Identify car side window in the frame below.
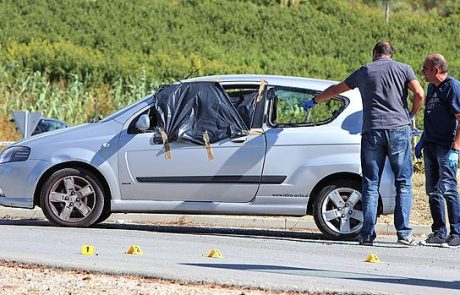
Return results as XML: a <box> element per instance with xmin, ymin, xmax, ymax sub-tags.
<box><xmin>223</xmin><ymin>85</ymin><xmax>265</xmax><ymax>129</ymax></box>
<box><xmin>270</xmin><ymin>87</ymin><xmax>346</xmax><ymax>127</ymax></box>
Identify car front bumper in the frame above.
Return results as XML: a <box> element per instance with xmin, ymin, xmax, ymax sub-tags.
<box><xmin>0</xmin><ymin>159</ymin><xmax>51</xmax><ymax>209</ymax></box>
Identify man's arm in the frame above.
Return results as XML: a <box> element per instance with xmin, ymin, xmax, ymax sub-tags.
<box><xmin>452</xmin><ymin>114</ymin><xmax>460</xmax><ymax>150</ymax></box>
<box><xmin>315</xmin><ymin>81</ymin><xmax>351</xmax><ymax>104</ymax></box>
<box><xmin>407</xmin><ymin>79</ymin><xmax>425</xmax><ymax>115</ymax></box>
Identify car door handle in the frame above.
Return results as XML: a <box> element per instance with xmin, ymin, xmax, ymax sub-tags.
<box><xmin>231</xmin><ymin>137</ymin><xmax>247</xmax><ymax>143</ymax></box>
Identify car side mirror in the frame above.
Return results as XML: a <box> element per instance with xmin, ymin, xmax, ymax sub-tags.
<box><xmin>135</xmin><ymin>114</ymin><xmax>150</xmax><ymax>131</ymax></box>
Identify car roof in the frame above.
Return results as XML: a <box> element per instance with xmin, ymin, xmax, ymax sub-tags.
<box><xmin>183</xmin><ymin>74</ymin><xmax>339</xmax><ymax>91</ymax></box>
<box><xmin>183</xmin><ymin>74</ymin><xmax>362</xmax><ymax>109</ymax></box>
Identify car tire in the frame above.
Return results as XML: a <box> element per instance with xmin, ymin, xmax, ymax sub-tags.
<box><xmin>94</xmin><ymin>209</ymin><xmax>112</xmax><ymax>225</ymax></box>
<box><xmin>313</xmin><ymin>179</ymin><xmax>363</xmax><ymax>240</ymax></box>
<box><xmin>40</xmin><ymin>168</ymin><xmax>104</xmax><ymax>227</ymax></box>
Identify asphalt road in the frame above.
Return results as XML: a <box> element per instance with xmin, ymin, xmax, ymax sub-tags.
<box><xmin>0</xmin><ymin>219</ymin><xmax>458</xmax><ymax>295</ymax></box>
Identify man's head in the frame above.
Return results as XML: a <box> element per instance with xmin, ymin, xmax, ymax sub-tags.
<box><xmin>421</xmin><ymin>53</ymin><xmax>448</xmax><ymax>85</ymax></box>
<box><xmin>372</xmin><ymin>41</ymin><xmax>394</xmax><ymax>61</ymax></box>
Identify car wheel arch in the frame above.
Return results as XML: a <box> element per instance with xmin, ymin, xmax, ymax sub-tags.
<box><xmin>306</xmin><ymin>172</ymin><xmax>383</xmax><ymax>215</ymax></box>
<box><xmin>33</xmin><ymin>161</ymin><xmax>112</xmax><ymax>216</ymax></box>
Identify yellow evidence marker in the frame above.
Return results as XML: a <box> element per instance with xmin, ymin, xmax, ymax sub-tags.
<box><xmin>81</xmin><ymin>245</ymin><xmax>95</xmax><ymax>256</ymax></box>
<box><xmin>365</xmin><ymin>254</ymin><xmax>382</xmax><ymax>263</ymax></box>
<box><xmin>207</xmin><ymin>249</ymin><xmax>223</xmax><ymax>258</ymax></box>
<box><xmin>126</xmin><ymin>245</ymin><xmax>143</xmax><ymax>255</ymax></box>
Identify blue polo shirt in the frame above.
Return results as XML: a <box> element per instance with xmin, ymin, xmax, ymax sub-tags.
<box><xmin>424</xmin><ymin>76</ymin><xmax>460</xmax><ymax>147</ymax></box>
<box><xmin>344</xmin><ymin>57</ymin><xmax>417</xmax><ymax>133</ymax></box>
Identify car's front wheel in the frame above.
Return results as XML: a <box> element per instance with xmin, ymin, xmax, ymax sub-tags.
<box><xmin>313</xmin><ymin>179</ymin><xmax>363</xmax><ymax>240</ymax></box>
<box><xmin>94</xmin><ymin>209</ymin><xmax>112</xmax><ymax>225</ymax></box>
<box><xmin>40</xmin><ymin>168</ymin><xmax>104</xmax><ymax>227</ymax></box>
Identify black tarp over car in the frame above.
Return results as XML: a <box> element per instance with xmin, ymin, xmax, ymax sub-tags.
<box><xmin>153</xmin><ymin>81</ymin><xmax>258</xmax><ymax>145</ymax></box>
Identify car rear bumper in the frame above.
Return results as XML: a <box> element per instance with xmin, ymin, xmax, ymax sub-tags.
<box><xmin>379</xmin><ymin>158</ymin><xmax>397</xmax><ymax>215</ymax></box>
<box><xmin>381</xmin><ymin>195</ymin><xmax>396</xmax><ymax>215</ymax></box>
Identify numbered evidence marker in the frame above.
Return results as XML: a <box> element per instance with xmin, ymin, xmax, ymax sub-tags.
<box><xmin>364</xmin><ymin>254</ymin><xmax>382</xmax><ymax>263</ymax></box>
<box><xmin>126</xmin><ymin>245</ymin><xmax>143</xmax><ymax>255</ymax></box>
<box><xmin>207</xmin><ymin>249</ymin><xmax>223</xmax><ymax>258</ymax></box>
<box><xmin>81</xmin><ymin>245</ymin><xmax>95</xmax><ymax>256</ymax></box>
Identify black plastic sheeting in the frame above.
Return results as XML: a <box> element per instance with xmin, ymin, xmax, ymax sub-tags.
<box><xmin>228</xmin><ymin>90</ymin><xmax>258</xmax><ymax>130</ymax></box>
<box><xmin>153</xmin><ymin>81</ymin><xmax>255</xmax><ymax>145</ymax></box>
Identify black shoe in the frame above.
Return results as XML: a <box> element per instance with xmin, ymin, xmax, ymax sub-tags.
<box><xmin>420</xmin><ymin>232</ymin><xmax>446</xmax><ymax>247</ymax></box>
<box><xmin>359</xmin><ymin>240</ymin><xmax>373</xmax><ymax>246</ymax></box>
<box><xmin>445</xmin><ymin>235</ymin><xmax>460</xmax><ymax>248</ymax></box>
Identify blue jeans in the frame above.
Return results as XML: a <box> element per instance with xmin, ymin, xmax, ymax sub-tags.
<box><xmin>360</xmin><ymin>126</ymin><xmax>413</xmax><ymax>242</ymax></box>
<box><xmin>424</xmin><ymin>143</ymin><xmax>460</xmax><ymax>238</ymax></box>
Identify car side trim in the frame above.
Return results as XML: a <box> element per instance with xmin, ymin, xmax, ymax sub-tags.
<box><xmin>136</xmin><ymin>175</ymin><xmax>286</xmax><ymax>184</ymax></box>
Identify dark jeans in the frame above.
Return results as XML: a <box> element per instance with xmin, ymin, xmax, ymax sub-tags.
<box><xmin>361</xmin><ymin>126</ymin><xmax>413</xmax><ymax>242</ymax></box>
<box><xmin>424</xmin><ymin>142</ymin><xmax>460</xmax><ymax>238</ymax></box>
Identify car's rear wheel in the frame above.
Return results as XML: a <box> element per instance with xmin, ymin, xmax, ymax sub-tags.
<box><xmin>313</xmin><ymin>179</ymin><xmax>363</xmax><ymax>240</ymax></box>
<box><xmin>40</xmin><ymin>168</ymin><xmax>104</xmax><ymax>227</ymax></box>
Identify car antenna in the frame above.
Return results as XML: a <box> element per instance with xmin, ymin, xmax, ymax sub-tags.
<box><xmin>183</xmin><ymin>33</ymin><xmax>250</xmax><ymax>80</ymax></box>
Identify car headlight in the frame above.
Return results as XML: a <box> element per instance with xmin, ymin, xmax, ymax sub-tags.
<box><xmin>0</xmin><ymin>146</ymin><xmax>31</xmax><ymax>163</ymax></box>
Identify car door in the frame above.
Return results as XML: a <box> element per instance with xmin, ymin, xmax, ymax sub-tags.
<box><xmin>257</xmin><ymin>86</ymin><xmax>355</xmax><ymax>196</ymax></box>
<box><xmin>118</xmin><ymin>94</ymin><xmax>266</xmax><ymax>202</ymax></box>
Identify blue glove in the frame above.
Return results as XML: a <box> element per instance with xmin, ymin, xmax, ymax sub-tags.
<box><xmin>415</xmin><ymin>137</ymin><xmax>424</xmax><ymax>159</ymax></box>
<box><xmin>302</xmin><ymin>99</ymin><xmax>317</xmax><ymax>111</ymax></box>
<box><xmin>409</xmin><ymin>112</ymin><xmax>415</xmax><ymax>121</ymax></box>
<box><xmin>448</xmin><ymin>149</ymin><xmax>459</xmax><ymax>168</ymax></box>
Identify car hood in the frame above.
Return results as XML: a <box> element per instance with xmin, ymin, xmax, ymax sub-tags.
<box><xmin>12</xmin><ymin>121</ymin><xmax>123</xmax><ymax>151</ymax></box>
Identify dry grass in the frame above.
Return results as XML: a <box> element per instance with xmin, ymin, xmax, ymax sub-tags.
<box><xmin>0</xmin><ymin>113</ymin><xmax>21</xmax><ymax>142</ymax></box>
<box><xmin>410</xmin><ymin>171</ymin><xmax>432</xmax><ymax>225</ymax></box>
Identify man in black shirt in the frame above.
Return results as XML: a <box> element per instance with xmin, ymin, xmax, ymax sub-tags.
<box><xmin>416</xmin><ymin>53</ymin><xmax>460</xmax><ymax>248</ymax></box>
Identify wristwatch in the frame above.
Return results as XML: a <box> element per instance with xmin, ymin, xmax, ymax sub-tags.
<box><xmin>451</xmin><ymin>147</ymin><xmax>460</xmax><ymax>153</ymax></box>
<box><xmin>312</xmin><ymin>97</ymin><xmax>318</xmax><ymax>104</ymax></box>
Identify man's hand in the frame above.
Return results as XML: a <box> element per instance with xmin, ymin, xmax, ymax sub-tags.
<box><xmin>302</xmin><ymin>99</ymin><xmax>317</xmax><ymax>111</ymax></box>
<box><xmin>415</xmin><ymin>138</ymin><xmax>424</xmax><ymax>159</ymax></box>
<box><xmin>448</xmin><ymin>149</ymin><xmax>459</xmax><ymax>168</ymax></box>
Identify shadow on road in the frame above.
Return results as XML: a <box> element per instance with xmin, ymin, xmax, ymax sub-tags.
<box><xmin>0</xmin><ymin>217</ymin><xmax>323</xmax><ymax>239</ymax></box>
<box><xmin>182</xmin><ymin>263</ymin><xmax>460</xmax><ymax>291</ymax></box>
<box><xmin>0</xmin><ymin>218</ymin><xmax>405</xmax><ymax>248</ymax></box>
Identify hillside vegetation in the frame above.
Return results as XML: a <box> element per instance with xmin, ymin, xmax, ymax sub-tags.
<box><xmin>1</xmin><ymin>0</ymin><xmax>459</xmax><ymax>139</ymax></box>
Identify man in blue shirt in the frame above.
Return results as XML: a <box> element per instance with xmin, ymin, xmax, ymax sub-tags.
<box><xmin>415</xmin><ymin>53</ymin><xmax>460</xmax><ymax>248</ymax></box>
<box><xmin>304</xmin><ymin>41</ymin><xmax>424</xmax><ymax>246</ymax></box>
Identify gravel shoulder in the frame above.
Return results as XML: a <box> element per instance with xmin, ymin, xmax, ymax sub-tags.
<box><xmin>0</xmin><ymin>260</ymin><xmax>315</xmax><ymax>295</ymax></box>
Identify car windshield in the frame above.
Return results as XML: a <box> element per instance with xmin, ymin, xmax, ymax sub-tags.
<box><xmin>100</xmin><ymin>95</ymin><xmax>153</xmax><ymax>123</ymax></box>
<box><xmin>31</xmin><ymin>119</ymin><xmax>68</xmax><ymax>136</ymax></box>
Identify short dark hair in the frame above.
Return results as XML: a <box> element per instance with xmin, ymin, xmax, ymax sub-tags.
<box><xmin>373</xmin><ymin>41</ymin><xmax>394</xmax><ymax>58</ymax></box>
<box><xmin>428</xmin><ymin>54</ymin><xmax>448</xmax><ymax>73</ymax></box>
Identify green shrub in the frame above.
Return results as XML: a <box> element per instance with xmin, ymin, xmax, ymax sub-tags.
<box><xmin>0</xmin><ymin>0</ymin><xmax>459</xmax><ymax>135</ymax></box>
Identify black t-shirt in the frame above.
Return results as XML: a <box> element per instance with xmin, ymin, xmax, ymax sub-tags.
<box><xmin>424</xmin><ymin>76</ymin><xmax>460</xmax><ymax>147</ymax></box>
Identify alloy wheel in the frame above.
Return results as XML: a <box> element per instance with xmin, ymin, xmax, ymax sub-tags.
<box><xmin>321</xmin><ymin>187</ymin><xmax>363</xmax><ymax>235</ymax></box>
<box><xmin>47</xmin><ymin>175</ymin><xmax>96</xmax><ymax>223</ymax></box>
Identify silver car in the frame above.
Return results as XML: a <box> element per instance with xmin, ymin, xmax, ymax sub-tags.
<box><xmin>0</xmin><ymin>75</ymin><xmax>396</xmax><ymax>239</ymax></box>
